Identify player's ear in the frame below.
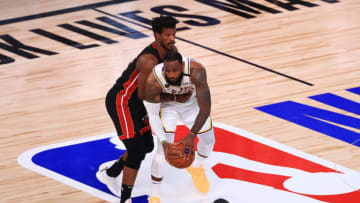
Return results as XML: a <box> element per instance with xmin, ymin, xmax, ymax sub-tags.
<box><xmin>155</xmin><ymin>32</ymin><xmax>160</xmax><ymax>41</ymax></box>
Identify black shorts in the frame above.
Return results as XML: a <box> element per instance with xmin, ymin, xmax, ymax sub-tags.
<box><xmin>105</xmin><ymin>85</ymin><xmax>151</xmax><ymax>141</ymax></box>
<box><xmin>122</xmin><ymin>128</ymin><xmax>153</xmax><ymax>169</ymax></box>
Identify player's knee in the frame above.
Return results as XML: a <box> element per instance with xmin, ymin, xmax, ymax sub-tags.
<box><xmin>125</xmin><ymin>159</ymin><xmax>142</xmax><ymax>169</ymax></box>
<box><xmin>125</xmin><ymin>154</ymin><xmax>144</xmax><ymax>170</ymax></box>
<box><xmin>153</xmin><ymin>148</ymin><xmax>165</xmax><ymax>165</ymax></box>
<box><xmin>151</xmin><ymin>149</ymin><xmax>165</xmax><ymax>177</ymax></box>
<box><xmin>125</xmin><ymin>148</ymin><xmax>147</xmax><ymax>170</ymax></box>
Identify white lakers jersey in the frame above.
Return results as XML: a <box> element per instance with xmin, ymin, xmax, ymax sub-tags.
<box><xmin>153</xmin><ymin>57</ymin><xmax>195</xmax><ymax>95</ymax></box>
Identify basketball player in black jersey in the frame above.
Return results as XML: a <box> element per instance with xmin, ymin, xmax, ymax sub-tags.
<box><xmin>96</xmin><ymin>15</ymin><xmax>188</xmax><ymax>203</ymax></box>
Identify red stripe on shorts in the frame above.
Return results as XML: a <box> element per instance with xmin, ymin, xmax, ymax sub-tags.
<box><xmin>116</xmin><ymin>69</ymin><xmax>139</xmax><ymax>140</ymax></box>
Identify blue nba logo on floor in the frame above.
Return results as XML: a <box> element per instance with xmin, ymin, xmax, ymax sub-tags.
<box><xmin>32</xmin><ymin>137</ymin><xmax>122</xmax><ymax>193</ymax></box>
<box><xmin>19</xmin><ymin>133</ymin><xmax>148</xmax><ymax>202</ymax></box>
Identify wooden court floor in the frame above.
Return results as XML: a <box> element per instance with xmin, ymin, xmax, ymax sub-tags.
<box><xmin>1</xmin><ymin>0</ymin><xmax>360</xmax><ymax>202</ymax></box>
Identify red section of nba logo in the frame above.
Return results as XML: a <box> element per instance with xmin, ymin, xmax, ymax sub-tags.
<box><xmin>209</xmin><ymin>127</ymin><xmax>360</xmax><ymax>203</ymax></box>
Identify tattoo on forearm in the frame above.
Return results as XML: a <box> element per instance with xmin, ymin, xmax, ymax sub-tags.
<box><xmin>145</xmin><ymin>75</ymin><xmax>161</xmax><ymax>102</ymax></box>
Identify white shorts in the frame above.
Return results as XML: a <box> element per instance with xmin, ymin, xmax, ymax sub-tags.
<box><xmin>160</xmin><ymin>94</ymin><xmax>214</xmax><ymax>156</ymax></box>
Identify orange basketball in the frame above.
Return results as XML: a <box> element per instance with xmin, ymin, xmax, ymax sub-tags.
<box><xmin>165</xmin><ymin>142</ymin><xmax>195</xmax><ymax>169</ymax></box>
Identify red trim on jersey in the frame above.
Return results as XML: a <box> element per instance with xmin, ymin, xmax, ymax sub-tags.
<box><xmin>139</xmin><ymin>117</ymin><xmax>151</xmax><ymax>135</ymax></box>
<box><xmin>139</xmin><ymin>125</ymin><xmax>151</xmax><ymax>136</ymax></box>
<box><xmin>116</xmin><ymin>69</ymin><xmax>139</xmax><ymax>140</ymax></box>
<box><xmin>152</xmin><ymin>42</ymin><xmax>156</xmax><ymax>49</ymax></box>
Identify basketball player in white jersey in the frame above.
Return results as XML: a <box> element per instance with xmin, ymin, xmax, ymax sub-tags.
<box><xmin>143</xmin><ymin>50</ymin><xmax>215</xmax><ymax>203</ymax></box>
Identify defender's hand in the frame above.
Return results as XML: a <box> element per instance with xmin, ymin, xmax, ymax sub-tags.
<box><xmin>176</xmin><ymin>91</ymin><xmax>193</xmax><ymax>103</ymax></box>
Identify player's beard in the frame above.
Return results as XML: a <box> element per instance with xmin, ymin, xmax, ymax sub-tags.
<box><xmin>165</xmin><ymin>72</ymin><xmax>184</xmax><ymax>86</ymax></box>
<box><xmin>161</xmin><ymin>40</ymin><xmax>175</xmax><ymax>51</ymax></box>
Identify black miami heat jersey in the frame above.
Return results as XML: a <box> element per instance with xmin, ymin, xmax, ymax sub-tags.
<box><xmin>106</xmin><ymin>43</ymin><xmax>162</xmax><ymax>140</ymax></box>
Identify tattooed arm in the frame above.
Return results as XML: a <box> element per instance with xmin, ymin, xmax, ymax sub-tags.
<box><xmin>144</xmin><ymin>72</ymin><xmax>162</xmax><ymax>103</ymax></box>
<box><xmin>178</xmin><ymin>59</ymin><xmax>211</xmax><ymax>149</ymax></box>
<box><xmin>189</xmin><ymin>60</ymin><xmax>211</xmax><ymax>135</ymax></box>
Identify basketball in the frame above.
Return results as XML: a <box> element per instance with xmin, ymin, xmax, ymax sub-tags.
<box><xmin>165</xmin><ymin>142</ymin><xmax>195</xmax><ymax>169</ymax></box>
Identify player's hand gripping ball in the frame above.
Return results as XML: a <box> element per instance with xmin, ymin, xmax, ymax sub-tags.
<box><xmin>165</xmin><ymin>142</ymin><xmax>195</xmax><ymax>169</ymax></box>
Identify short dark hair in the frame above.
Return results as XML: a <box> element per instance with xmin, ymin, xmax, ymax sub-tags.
<box><xmin>151</xmin><ymin>15</ymin><xmax>178</xmax><ymax>35</ymax></box>
<box><xmin>164</xmin><ymin>50</ymin><xmax>182</xmax><ymax>64</ymax></box>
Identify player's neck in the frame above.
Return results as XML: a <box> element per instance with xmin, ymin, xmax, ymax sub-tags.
<box><xmin>154</xmin><ymin>41</ymin><xmax>171</xmax><ymax>60</ymax></box>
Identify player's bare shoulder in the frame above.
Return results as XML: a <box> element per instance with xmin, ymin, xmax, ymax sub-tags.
<box><xmin>137</xmin><ymin>53</ymin><xmax>159</xmax><ymax>100</ymax></box>
<box><xmin>136</xmin><ymin>53</ymin><xmax>158</xmax><ymax>73</ymax></box>
<box><xmin>189</xmin><ymin>58</ymin><xmax>207</xmax><ymax>85</ymax></box>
